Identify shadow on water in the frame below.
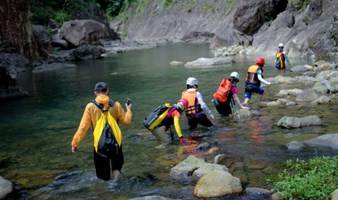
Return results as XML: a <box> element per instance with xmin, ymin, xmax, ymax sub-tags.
<box><xmin>0</xmin><ymin>43</ymin><xmax>337</xmax><ymax>199</ymax></box>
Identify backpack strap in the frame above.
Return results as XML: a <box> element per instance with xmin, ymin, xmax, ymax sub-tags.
<box><xmin>92</xmin><ymin>99</ymin><xmax>115</xmax><ymax>112</ymax></box>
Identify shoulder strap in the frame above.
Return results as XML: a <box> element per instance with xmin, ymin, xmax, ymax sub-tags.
<box><xmin>92</xmin><ymin>99</ymin><xmax>115</xmax><ymax>112</ymax></box>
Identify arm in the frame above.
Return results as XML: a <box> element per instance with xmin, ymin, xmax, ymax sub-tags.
<box><xmin>71</xmin><ymin>104</ymin><xmax>92</xmax><ymax>149</ymax></box>
<box><xmin>196</xmin><ymin>92</ymin><xmax>214</xmax><ymax>117</ymax></box>
<box><xmin>173</xmin><ymin>115</ymin><xmax>183</xmax><ymax>138</ymax></box>
<box><xmin>111</xmin><ymin>101</ymin><xmax>132</xmax><ymax>125</ymax></box>
<box><xmin>233</xmin><ymin>94</ymin><xmax>247</xmax><ymax>109</ymax></box>
<box><xmin>257</xmin><ymin>70</ymin><xmax>271</xmax><ymax>85</ymax></box>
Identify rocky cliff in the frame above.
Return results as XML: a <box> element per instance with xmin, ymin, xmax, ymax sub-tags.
<box><xmin>116</xmin><ymin>0</ymin><xmax>338</xmax><ymax>59</ymax></box>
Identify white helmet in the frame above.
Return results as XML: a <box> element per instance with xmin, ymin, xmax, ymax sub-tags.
<box><xmin>278</xmin><ymin>43</ymin><xmax>284</xmax><ymax>48</ymax></box>
<box><xmin>186</xmin><ymin>77</ymin><xmax>198</xmax><ymax>86</ymax></box>
<box><xmin>230</xmin><ymin>72</ymin><xmax>240</xmax><ymax>80</ymax></box>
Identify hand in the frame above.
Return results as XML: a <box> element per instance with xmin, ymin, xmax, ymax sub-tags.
<box><xmin>209</xmin><ymin>114</ymin><xmax>215</xmax><ymax>120</ymax></box>
<box><xmin>72</xmin><ymin>146</ymin><xmax>78</xmax><ymax>153</ymax></box>
<box><xmin>179</xmin><ymin>137</ymin><xmax>187</xmax><ymax>145</ymax></box>
<box><xmin>125</xmin><ymin>98</ymin><xmax>132</xmax><ymax>110</ymax></box>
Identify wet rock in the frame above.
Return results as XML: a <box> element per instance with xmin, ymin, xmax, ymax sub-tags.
<box><xmin>60</xmin><ymin>19</ymin><xmax>109</xmax><ymax>47</ymax></box>
<box><xmin>296</xmin><ymin>76</ymin><xmax>318</xmax><ymax>84</ymax></box>
<box><xmin>311</xmin><ymin>96</ymin><xmax>333</xmax><ymax>105</ymax></box>
<box><xmin>0</xmin><ymin>176</ymin><xmax>13</xmax><ymax>199</ymax></box>
<box><xmin>169</xmin><ymin>155</ymin><xmax>228</xmax><ymax>184</ymax></box>
<box><xmin>313</xmin><ymin>60</ymin><xmax>335</xmax><ymax>71</ymax></box>
<box><xmin>213</xmin><ymin>45</ymin><xmax>246</xmax><ymax>57</ymax></box>
<box><xmin>169</xmin><ymin>61</ymin><xmax>183</xmax><ymax>66</ymax></box>
<box><xmin>290</xmin><ymin>65</ymin><xmax>313</xmax><ymax>72</ymax></box>
<box><xmin>245</xmin><ymin>187</ymin><xmax>271</xmax><ymax>198</ymax></box>
<box><xmin>233</xmin><ymin>109</ymin><xmax>253</xmax><ymax>121</ymax></box>
<box><xmin>304</xmin><ymin>134</ymin><xmax>338</xmax><ymax>150</ymax></box>
<box><xmin>129</xmin><ymin>196</ymin><xmax>178</xmax><ymax>200</ymax></box>
<box><xmin>286</xmin><ymin>101</ymin><xmax>297</xmax><ymax>106</ymax></box>
<box><xmin>51</xmin><ymin>30</ymin><xmax>69</xmax><ymax>49</ymax></box>
<box><xmin>70</xmin><ymin>44</ymin><xmax>105</xmax><ymax>61</ymax></box>
<box><xmin>332</xmin><ymin>189</ymin><xmax>338</xmax><ymax>200</ymax></box>
<box><xmin>287</xmin><ymin>141</ymin><xmax>305</xmax><ymax>151</ymax></box>
<box><xmin>296</xmin><ymin>89</ymin><xmax>319</xmax><ymax>102</ymax></box>
<box><xmin>267</xmin><ymin>75</ymin><xmax>297</xmax><ymax>84</ymax></box>
<box><xmin>313</xmin><ymin>82</ymin><xmax>329</xmax><ymax>94</ymax></box>
<box><xmin>194</xmin><ymin>171</ymin><xmax>242</xmax><ymax>198</ymax></box>
<box><xmin>196</xmin><ymin>142</ymin><xmax>210</xmax><ymax>151</ymax></box>
<box><xmin>271</xmin><ymin>192</ymin><xmax>283</xmax><ymax>200</ymax></box>
<box><xmin>32</xmin><ymin>63</ymin><xmax>76</xmax><ymax>73</ymax></box>
<box><xmin>184</xmin><ymin>57</ymin><xmax>233</xmax><ymax>68</ymax></box>
<box><xmin>276</xmin><ymin>88</ymin><xmax>303</xmax><ymax>97</ymax></box>
<box><xmin>277</xmin><ymin>115</ymin><xmax>321</xmax><ymax>128</ymax></box>
<box><xmin>316</xmin><ymin>70</ymin><xmax>338</xmax><ymax>81</ymax></box>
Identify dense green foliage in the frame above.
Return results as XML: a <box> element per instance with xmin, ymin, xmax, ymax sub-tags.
<box><xmin>273</xmin><ymin>156</ymin><xmax>338</xmax><ymax>200</ymax></box>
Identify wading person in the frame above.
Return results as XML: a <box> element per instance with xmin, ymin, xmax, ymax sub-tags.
<box><xmin>71</xmin><ymin>82</ymin><xmax>132</xmax><ymax>181</ymax></box>
<box><xmin>212</xmin><ymin>72</ymin><xmax>248</xmax><ymax>116</ymax></box>
<box><xmin>144</xmin><ymin>99</ymin><xmax>191</xmax><ymax>145</ymax></box>
<box><xmin>181</xmin><ymin>77</ymin><xmax>215</xmax><ymax>130</ymax></box>
<box><xmin>243</xmin><ymin>57</ymin><xmax>271</xmax><ymax>105</ymax></box>
<box><xmin>275</xmin><ymin>43</ymin><xmax>289</xmax><ymax>70</ymax></box>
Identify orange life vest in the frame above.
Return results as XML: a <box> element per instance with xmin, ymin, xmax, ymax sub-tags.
<box><xmin>181</xmin><ymin>89</ymin><xmax>200</xmax><ymax>116</ymax></box>
<box><xmin>246</xmin><ymin>64</ymin><xmax>263</xmax><ymax>84</ymax></box>
<box><xmin>275</xmin><ymin>52</ymin><xmax>286</xmax><ymax>69</ymax></box>
<box><xmin>213</xmin><ymin>79</ymin><xmax>232</xmax><ymax>103</ymax></box>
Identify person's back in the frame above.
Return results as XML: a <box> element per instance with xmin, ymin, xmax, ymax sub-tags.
<box><xmin>71</xmin><ymin>82</ymin><xmax>132</xmax><ymax>181</ymax></box>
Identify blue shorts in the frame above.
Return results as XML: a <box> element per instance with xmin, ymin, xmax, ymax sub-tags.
<box><xmin>244</xmin><ymin>83</ymin><xmax>264</xmax><ymax>99</ymax></box>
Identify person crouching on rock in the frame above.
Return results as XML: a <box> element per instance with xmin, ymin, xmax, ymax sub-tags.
<box><xmin>243</xmin><ymin>57</ymin><xmax>271</xmax><ymax>106</ymax></box>
<box><xmin>144</xmin><ymin>99</ymin><xmax>191</xmax><ymax>145</ymax></box>
<box><xmin>275</xmin><ymin>43</ymin><xmax>289</xmax><ymax>70</ymax></box>
<box><xmin>71</xmin><ymin>82</ymin><xmax>132</xmax><ymax>181</ymax></box>
<box><xmin>212</xmin><ymin>72</ymin><xmax>249</xmax><ymax>116</ymax></box>
<box><xmin>182</xmin><ymin>77</ymin><xmax>215</xmax><ymax>130</ymax></box>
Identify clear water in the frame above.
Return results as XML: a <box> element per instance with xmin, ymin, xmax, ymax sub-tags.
<box><xmin>0</xmin><ymin>43</ymin><xmax>337</xmax><ymax>199</ymax></box>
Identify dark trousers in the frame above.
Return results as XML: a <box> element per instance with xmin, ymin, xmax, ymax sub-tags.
<box><xmin>93</xmin><ymin>146</ymin><xmax>124</xmax><ymax>181</ymax></box>
<box><xmin>213</xmin><ymin>99</ymin><xmax>233</xmax><ymax>116</ymax></box>
<box><xmin>187</xmin><ymin>112</ymin><xmax>213</xmax><ymax>130</ymax></box>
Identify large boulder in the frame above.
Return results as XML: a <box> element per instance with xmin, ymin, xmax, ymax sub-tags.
<box><xmin>233</xmin><ymin>0</ymin><xmax>288</xmax><ymax>35</ymax></box>
<box><xmin>32</xmin><ymin>25</ymin><xmax>51</xmax><ymax>54</ymax></box>
<box><xmin>312</xmin><ymin>82</ymin><xmax>329</xmax><ymax>94</ymax></box>
<box><xmin>169</xmin><ymin>155</ymin><xmax>228</xmax><ymax>184</ymax></box>
<box><xmin>276</xmin><ymin>88</ymin><xmax>303</xmax><ymax>97</ymax></box>
<box><xmin>60</xmin><ymin>20</ymin><xmax>110</xmax><ymax>47</ymax></box>
<box><xmin>0</xmin><ymin>176</ymin><xmax>13</xmax><ymax>199</ymax></box>
<box><xmin>194</xmin><ymin>171</ymin><xmax>243</xmax><ymax>198</ymax></box>
<box><xmin>316</xmin><ymin>70</ymin><xmax>338</xmax><ymax>81</ymax></box>
<box><xmin>70</xmin><ymin>44</ymin><xmax>105</xmax><ymax>61</ymax></box>
<box><xmin>332</xmin><ymin>189</ymin><xmax>338</xmax><ymax>200</ymax></box>
<box><xmin>277</xmin><ymin>115</ymin><xmax>322</xmax><ymax>128</ymax></box>
<box><xmin>296</xmin><ymin>89</ymin><xmax>319</xmax><ymax>102</ymax></box>
<box><xmin>313</xmin><ymin>60</ymin><xmax>335</xmax><ymax>71</ymax></box>
<box><xmin>184</xmin><ymin>57</ymin><xmax>233</xmax><ymax>68</ymax></box>
<box><xmin>290</xmin><ymin>65</ymin><xmax>313</xmax><ymax>72</ymax></box>
<box><xmin>311</xmin><ymin>95</ymin><xmax>334</xmax><ymax>105</ymax></box>
<box><xmin>305</xmin><ymin>134</ymin><xmax>338</xmax><ymax>150</ymax></box>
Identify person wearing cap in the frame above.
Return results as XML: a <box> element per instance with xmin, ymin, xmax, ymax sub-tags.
<box><xmin>275</xmin><ymin>43</ymin><xmax>289</xmax><ymax>70</ymax></box>
<box><xmin>149</xmin><ymin>99</ymin><xmax>190</xmax><ymax>145</ymax></box>
<box><xmin>71</xmin><ymin>82</ymin><xmax>132</xmax><ymax>181</ymax></box>
<box><xmin>212</xmin><ymin>72</ymin><xmax>249</xmax><ymax>116</ymax></box>
<box><xmin>181</xmin><ymin>77</ymin><xmax>214</xmax><ymax>130</ymax></box>
<box><xmin>243</xmin><ymin>57</ymin><xmax>271</xmax><ymax>105</ymax></box>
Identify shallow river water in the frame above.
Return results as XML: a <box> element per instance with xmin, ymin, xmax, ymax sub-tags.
<box><xmin>1</xmin><ymin>43</ymin><xmax>337</xmax><ymax>199</ymax></box>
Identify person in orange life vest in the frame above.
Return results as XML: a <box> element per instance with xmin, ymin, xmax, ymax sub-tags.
<box><xmin>275</xmin><ymin>43</ymin><xmax>289</xmax><ymax>70</ymax></box>
<box><xmin>182</xmin><ymin>77</ymin><xmax>215</xmax><ymax>130</ymax></box>
<box><xmin>243</xmin><ymin>57</ymin><xmax>271</xmax><ymax>105</ymax></box>
<box><xmin>212</xmin><ymin>72</ymin><xmax>249</xmax><ymax>116</ymax></box>
<box><xmin>151</xmin><ymin>99</ymin><xmax>191</xmax><ymax>145</ymax></box>
<box><xmin>71</xmin><ymin>82</ymin><xmax>132</xmax><ymax>181</ymax></box>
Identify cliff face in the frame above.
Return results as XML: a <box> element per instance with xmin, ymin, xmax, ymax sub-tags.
<box><xmin>117</xmin><ymin>0</ymin><xmax>338</xmax><ymax>59</ymax></box>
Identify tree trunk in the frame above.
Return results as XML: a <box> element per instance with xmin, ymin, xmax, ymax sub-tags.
<box><xmin>0</xmin><ymin>0</ymin><xmax>41</xmax><ymax>60</ymax></box>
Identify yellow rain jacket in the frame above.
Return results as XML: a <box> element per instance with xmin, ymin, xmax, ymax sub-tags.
<box><xmin>71</xmin><ymin>94</ymin><xmax>132</xmax><ymax>149</ymax></box>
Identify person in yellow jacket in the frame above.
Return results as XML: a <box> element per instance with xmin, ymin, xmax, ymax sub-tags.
<box><xmin>275</xmin><ymin>43</ymin><xmax>289</xmax><ymax>70</ymax></box>
<box><xmin>71</xmin><ymin>82</ymin><xmax>132</xmax><ymax>181</ymax></box>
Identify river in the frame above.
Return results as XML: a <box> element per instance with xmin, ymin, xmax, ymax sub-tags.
<box><xmin>0</xmin><ymin>43</ymin><xmax>337</xmax><ymax>199</ymax></box>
